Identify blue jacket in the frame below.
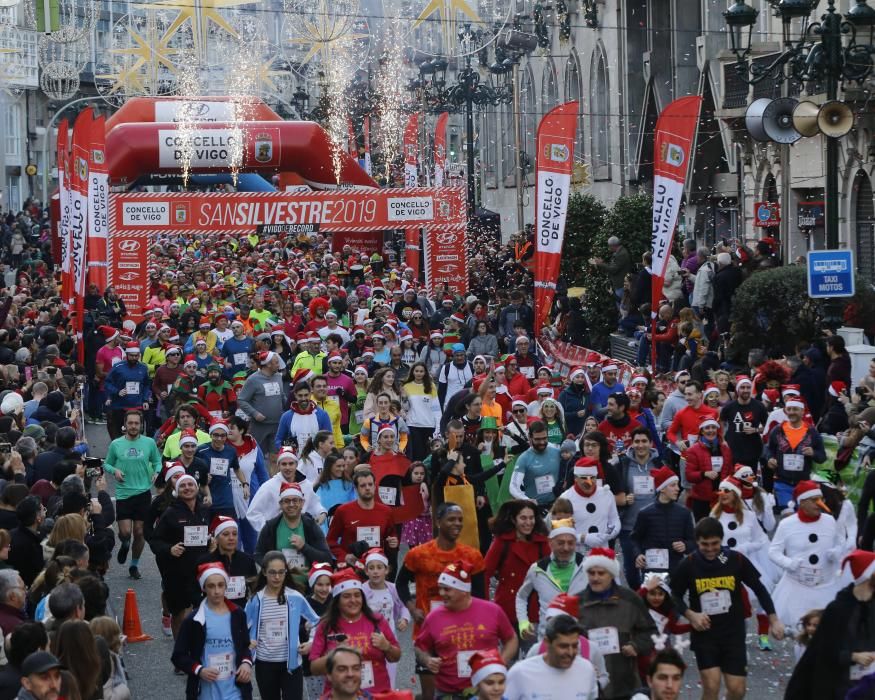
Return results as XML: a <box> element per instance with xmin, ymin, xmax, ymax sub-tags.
<box><xmin>104</xmin><ymin>360</ymin><xmax>151</xmax><ymax>409</ymax></box>
<box><xmin>245</xmin><ymin>588</ymin><xmax>320</xmax><ymax>672</ymax></box>
<box><xmin>558</xmin><ymin>384</ymin><xmax>588</xmax><ymax>437</ymax></box>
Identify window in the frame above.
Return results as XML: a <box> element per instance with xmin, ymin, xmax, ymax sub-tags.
<box><xmin>519</xmin><ymin>64</ymin><xmax>535</xmax><ymax>177</ymax></box>
<box><xmin>564</xmin><ymin>51</ymin><xmax>583</xmax><ymax>157</ymax></box>
<box><xmin>5</xmin><ymin>102</ymin><xmax>21</xmax><ymax>160</ymax></box>
<box><xmin>590</xmin><ymin>44</ymin><xmax>611</xmax><ymax>180</ymax></box>
<box><xmin>541</xmin><ymin>59</ymin><xmax>558</xmax><ymax>114</ymax></box>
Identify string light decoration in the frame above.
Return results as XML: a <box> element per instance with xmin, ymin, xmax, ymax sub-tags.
<box><xmin>25</xmin><ymin>0</ymin><xmax>96</xmax><ymax>43</ymax></box>
<box><xmin>40</xmin><ymin>58</ymin><xmax>78</xmax><ymax>98</ymax></box>
<box><xmin>407</xmin><ymin>0</ymin><xmax>512</xmax><ymax>58</ymax></box>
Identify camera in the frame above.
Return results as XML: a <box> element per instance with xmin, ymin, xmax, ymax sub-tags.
<box><xmin>83</xmin><ymin>457</ymin><xmax>103</xmax><ymax>479</ymax></box>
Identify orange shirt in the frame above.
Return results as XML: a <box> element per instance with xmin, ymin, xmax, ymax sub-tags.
<box><xmin>782</xmin><ymin>422</ymin><xmax>808</xmax><ymax>451</ymax></box>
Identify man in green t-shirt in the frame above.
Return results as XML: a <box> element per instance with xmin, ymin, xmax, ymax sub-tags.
<box><xmin>104</xmin><ymin>409</ymin><xmax>162</xmax><ymax>579</ymax></box>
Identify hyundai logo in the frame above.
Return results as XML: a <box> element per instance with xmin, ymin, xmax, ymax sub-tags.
<box><xmin>119</xmin><ymin>272</ymin><xmax>138</xmax><ymax>281</ymax></box>
<box><xmin>193</xmin><ymin>102</ymin><xmax>211</xmax><ymax>116</ymax></box>
<box><xmin>435</xmin><ymin>232</ymin><xmax>458</xmax><ymax>246</ymax></box>
<box><xmin>118</xmin><ymin>240</ymin><xmax>140</xmax><ymax>252</ymax></box>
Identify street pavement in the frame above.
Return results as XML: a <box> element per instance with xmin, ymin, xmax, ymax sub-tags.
<box><xmin>86</xmin><ymin>424</ymin><xmax>795</xmax><ymax>699</ymax></box>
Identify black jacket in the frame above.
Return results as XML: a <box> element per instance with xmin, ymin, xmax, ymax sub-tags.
<box><xmin>150</xmin><ymin>498</ymin><xmax>210</xmax><ymax>575</ymax></box>
<box><xmin>198</xmin><ymin>550</ymin><xmax>257</xmax><ymax>608</ymax></box>
<box><xmin>629</xmin><ymin>500</ymin><xmax>696</xmax><ymax>573</ymax></box>
<box><xmin>8</xmin><ymin>527</ymin><xmax>43</xmax><ymax>587</ymax></box>
<box><xmin>254</xmin><ymin>513</ymin><xmax>333</xmax><ymax>565</ymax></box>
<box><xmin>29</xmin><ymin>447</ymin><xmax>80</xmax><ymax>487</ymax></box>
<box><xmin>171</xmin><ymin>600</ymin><xmax>253</xmax><ymax>700</ymax></box>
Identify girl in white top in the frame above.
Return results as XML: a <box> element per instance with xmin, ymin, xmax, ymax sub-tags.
<box><xmin>360</xmin><ymin>548</ymin><xmax>410</xmax><ymax>686</ymax></box>
<box><xmin>403</xmin><ymin>362</ymin><xmax>441</xmax><ymax>461</ymax></box>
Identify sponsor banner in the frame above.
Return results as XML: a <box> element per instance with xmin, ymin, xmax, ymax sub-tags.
<box><xmin>533</xmin><ymin>102</ymin><xmax>579</xmax><ymax>335</ymax></box>
<box><xmin>154</xmin><ymin>100</ymin><xmax>235</xmax><ymax>123</ymax></box>
<box><xmin>57</xmin><ymin>118</ymin><xmax>71</xmax><ymax>304</ymax></box>
<box><xmin>68</xmin><ymin>110</ymin><xmax>91</xmax><ymax>314</ymax></box>
<box><xmin>403</xmin><ymin>112</ymin><xmax>419</xmax><ymax>187</ymax></box>
<box><xmin>156</xmin><ymin>126</ymin><xmax>281</xmax><ymax>169</ymax></box>
<box><xmin>256</xmin><ymin>223</ymin><xmax>320</xmax><ymax>235</ymax></box>
<box><xmin>754</xmin><ymin>200</ymin><xmax>781</xmax><ymax>227</ymax></box>
<box><xmin>651</xmin><ymin>95</ymin><xmax>702</xmax><ymax>368</ymax></box>
<box><xmin>423</xmin><ymin>225</ymin><xmax>468</xmax><ymax>294</ymax></box>
<box><xmin>110</xmin><ymin>188</ymin><xmax>465</xmax><ymax>233</ymax></box>
<box><xmin>108</xmin><ymin>232</ymin><xmax>151</xmax><ymax>318</ymax></box>
<box><xmin>433</xmin><ymin>112</ymin><xmax>448</xmax><ymax>187</ymax></box>
<box><xmin>538</xmin><ymin>337</ymin><xmax>634</xmax><ymax>389</ymax></box>
<box><xmin>87</xmin><ymin>114</ymin><xmax>109</xmax><ymax>291</ymax></box>
<box><xmin>362</xmin><ymin>116</ymin><xmax>372</xmax><ymax>176</ymax></box>
<box><xmin>330</xmin><ymin>230</ymin><xmax>384</xmax><ymax>254</ymax></box>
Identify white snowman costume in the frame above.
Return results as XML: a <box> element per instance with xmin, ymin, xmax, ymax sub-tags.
<box><xmin>559</xmin><ymin>459</ymin><xmax>620</xmax><ymax>554</ymax></box>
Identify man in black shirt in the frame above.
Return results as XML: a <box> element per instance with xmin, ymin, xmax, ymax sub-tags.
<box><xmin>670</xmin><ymin>517</ymin><xmax>784</xmax><ymax>700</ymax></box>
<box><xmin>719</xmin><ymin>376</ymin><xmax>767</xmax><ymax>469</ymax></box>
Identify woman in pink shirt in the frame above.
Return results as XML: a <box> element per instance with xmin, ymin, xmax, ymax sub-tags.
<box><xmin>309</xmin><ymin>569</ymin><xmax>401</xmax><ymax>694</ymax></box>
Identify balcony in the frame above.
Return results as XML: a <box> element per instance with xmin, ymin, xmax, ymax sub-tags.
<box><xmin>0</xmin><ymin>26</ymin><xmax>38</xmax><ymax>89</ymax></box>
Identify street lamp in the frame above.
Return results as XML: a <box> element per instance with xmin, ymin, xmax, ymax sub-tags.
<box><xmin>724</xmin><ymin>0</ymin><xmax>875</xmax><ymax>250</ymax></box>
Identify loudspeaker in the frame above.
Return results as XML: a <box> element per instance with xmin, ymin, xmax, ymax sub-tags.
<box><xmin>817</xmin><ymin>101</ymin><xmax>854</xmax><ymax>138</ymax></box>
<box><xmin>792</xmin><ymin>100</ymin><xmax>821</xmax><ymax>137</ymax></box>
<box><xmin>762</xmin><ymin>97</ymin><xmax>802</xmax><ymax>144</ymax></box>
<box><xmin>745</xmin><ymin>98</ymin><xmax>772</xmax><ymax>142</ymax></box>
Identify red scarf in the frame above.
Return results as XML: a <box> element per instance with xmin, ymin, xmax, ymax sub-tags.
<box><xmin>797</xmin><ymin>510</ymin><xmax>820</xmax><ymax>523</ymax></box>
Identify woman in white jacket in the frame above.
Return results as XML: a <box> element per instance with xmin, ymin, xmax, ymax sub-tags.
<box><xmin>402</xmin><ymin>362</ymin><xmax>440</xmax><ymax>461</ymax></box>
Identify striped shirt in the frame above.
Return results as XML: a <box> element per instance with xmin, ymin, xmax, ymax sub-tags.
<box><xmin>256</xmin><ymin>594</ymin><xmax>289</xmax><ymax>662</ymax></box>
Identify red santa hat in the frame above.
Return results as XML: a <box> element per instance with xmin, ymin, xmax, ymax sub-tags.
<box><xmin>651</xmin><ymin>466</ymin><xmax>678</xmax><ymax>492</ymax></box>
<box><xmin>197</xmin><ymin>562</ymin><xmax>229</xmax><ymax>590</ymax></box>
<box><xmin>437</xmin><ymin>561</ymin><xmax>472</xmax><ymax>592</ymax></box>
<box><xmin>781</xmin><ymin>384</ymin><xmax>802</xmax><ymax>397</ymax></box>
<box><xmin>210</xmin><ymin>515</ymin><xmax>237</xmax><ymax>538</ymax></box>
<box><xmin>718</xmin><ymin>477</ymin><xmax>742</xmax><ymax>498</ymax></box>
<box><xmin>629</xmin><ymin>374</ymin><xmax>649</xmax><ymax>387</ymax></box>
<box><xmin>601</xmin><ymin>359</ymin><xmax>618</xmax><ymax>373</ymax></box>
<box><xmin>703</xmin><ymin>383</ymin><xmax>719</xmax><ymax>397</ymax></box>
<box><xmin>179</xmin><ymin>428</ymin><xmax>199</xmax><ymax>447</ymax></box>
<box><xmin>292</xmin><ymin>368</ymin><xmax>314</xmax><ymax>385</ymax></box>
<box><xmin>363</xmin><ymin>548</ymin><xmax>389</xmax><ymax>568</ymax></box>
<box><xmin>698</xmin><ymin>418</ymin><xmax>720</xmax><ymax>431</ymax></box>
<box><xmin>353</xmin><ymin>365</ymin><xmax>369</xmax><ymax>377</ymax></box>
<box><xmin>162</xmin><ymin>463</ymin><xmax>186</xmax><ymax>483</ymax></box>
<box><xmin>279</xmin><ymin>481</ymin><xmax>304</xmax><ymax>501</ymax></box>
<box><xmin>829</xmin><ymin>381</ymin><xmax>847</xmax><ymax>397</ymax></box>
<box><xmin>784</xmin><ymin>399</ymin><xmax>805</xmax><ymax>410</ymax></box>
<box><xmin>258</xmin><ymin>351</ymin><xmax>278</xmax><ymax>366</ymax></box>
<box><xmin>331</xmin><ymin>568</ymin><xmax>363</xmax><ymax>597</ymax></box>
<box><xmin>573</xmin><ymin>456</ymin><xmax>600</xmax><ymax>478</ymax></box>
<box><xmin>733</xmin><ymin>464</ymin><xmax>756</xmax><ymax>482</ymax></box>
<box><xmin>734</xmin><ymin>375</ymin><xmax>752</xmax><ymax>388</ymax></box>
<box><xmin>276</xmin><ymin>447</ymin><xmax>298</xmax><ymax>463</ymax></box>
<box><xmin>208</xmin><ymin>419</ymin><xmax>229</xmax><ymax>435</ymax></box>
<box><xmin>308</xmin><ymin>562</ymin><xmax>334</xmax><ymax>589</ymax></box>
<box><xmin>582</xmin><ymin>547</ymin><xmax>620</xmax><ymax>579</ymax></box>
<box><xmin>98</xmin><ymin>325</ymin><xmax>119</xmax><ymax>342</ymax></box>
<box><xmin>469</xmin><ymin>649</ymin><xmax>507</xmax><ymax>688</ymax></box>
<box><xmin>674</xmin><ymin>370</ymin><xmax>690</xmax><ymax>382</ymax></box>
<box><xmin>842</xmin><ymin>550</ymin><xmax>875</xmax><ymax>584</ymax></box>
<box><xmin>544</xmin><ymin>593</ymin><xmax>580</xmax><ymax>620</ymax></box>
<box><xmin>124</xmin><ymin>342</ymin><xmax>141</xmax><ymax>355</ymax></box>
<box><xmin>793</xmin><ymin>480</ymin><xmax>822</xmax><ymax>503</ymax></box>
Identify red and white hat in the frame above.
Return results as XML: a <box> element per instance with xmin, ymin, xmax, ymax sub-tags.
<box><xmin>793</xmin><ymin>480</ymin><xmax>822</xmax><ymax>503</ymax></box>
<box><xmin>437</xmin><ymin>561</ymin><xmax>472</xmax><ymax>593</ymax></box>
<box><xmin>276</xmin><ymin>447</ymin><xmax>298</xmax><ymax>463</ymax></box>
<box><xmin>173</xmin><ymin>474</ymin><xmax>198</xmax><ymax>497</ymax></box>
<box><xmin>630</xmin><ymin>374</ymin><xmax>649</xmax><ymax>387</ymax></box>
<box><xmin>197</xmin><ymin>562</ymin><xmax>229</xmax><ymax>589</ymax></box>
<box><xmin>582</xmin><ymin>547</ymin><xmax>620</xmax><ymax>579</ymax></box>
<box><xmin>210</xmin><ymin>515</ymin><xmax>237</xmax><ymax>538</ymax></box>
<box><xmin>699</xmin><ymin>418</ymin><xmax>720</xmax><ymax>431</ymax></box>
<box><xmin>124</xmin><ymin>342</ymin><xmax>141</xmax><ymax>355</ymax></box>
<box><xmin>469</xmin><ymin>649</ymin><xmax>507</xmax><ymax>688</ymax></box>
<box><xmin>733</xmin><ymin>464</ymin><xmax>756</xmax><ymax>482</ymax></box>
<box><xmin>208</xmin><ymin>419</ymin><xmax>229</xmax><ymax>435</ymax></box>
<box><xmin>258</xmin><ymin>351</ymin><xmax>278</xmax><ymax>366</ymax></box>
<box><xmin>568</xmin><ymin>366</ymin><xmax>586</xmax><ymax>381</ymax></box>
<box><xmin>842</xmin><ymin>550</ymin><xmax>875</xmax><ymax>584</ymax></box>
<box><xmin>98</xmin><ymin>325</ymin><xmax>119</xmax><ymax>342</ymax></box>
<box><xmin>674</xmin><ymin>370</ymin><xmax>690</xmax><ymax>381</ymax></box>
<box><xmin>163</xmin><ymin>463</ymin><xmax>186</xmax><ymax>483</ymax></box>
<box><xmin>279</xmin><ymin>481</ymin><xmax>304</xmax><ymax>501</ymax></box>
<box><xmin>651</xmin><ymin>466</ymin><xmax>678</xmax><ymax>492</ymax></box>
<box><xmin>331</xmin><ymin>568</ymin><xmax>363</xmax><ymax>596</ymax></box>
<box><xmin>363</xmin><ymin>547</ymin><xmax>389</xmax><ymax>568</ymax></box>
<box><xmin>573</xmin><ymin>456</ymin><xmax>599</xmax><ymax>478</ymax></box>
<box><xmin>545</xmin><ymin>593</ymin><xmax>580</xmax><ymax>620</ymax></box>
<box><xmin>785</xmin><ymin>398</ymin><xmax>805</xmax><ymax>410</ymax></box>
<box><xmin>292</xmin><ymin>368</ymin><xmax>314</xmax><ymax>385</ymax></box>
<box><xmin>735</xmin><ymin>375</ymin><xmax>752</xmax><ymax>388</ymax></box>
<box><xmin>308</xmin><ymin>562</ymin><xmax>333</xmax><ymax>588</ymax></box>
<box><xmin>179</xmin><ymin>428</ymin><xmax>199</xmax><ymax>447</ymax></box>
<box><xmin>781</xmin><ymin>384</ymin><xmax>802</xmax><ymax>397</ymax></box>
<box><xmin>829</xmin><ymin>381</ymin><xmax>847</xmax><ymax>397</ymax></box>
<box><xmin>353</xmin><ymin>365</ymin><xmax>369</xmax><ymax>377</ymax></box>
<box><xmin>449</xmin><ymin>312</ymin><xmax>465</xmax><ymax>324</ymax></box>
<box><xmin>511</xmin><ymin>399</ymin><xmax>528</xmax><ymax>410</ymax></box>
<box><xmin>718</xmin><ymin>477</ymin><xmax>742</xmax><ymax>498</ymax></box>
<box><xmin>601</xmin><ymin>360</ymin><xmax>618</xmax><ymax>373</ymax></box>
<box><xmin>430</xmin><ymin>330</ymin><xmax>444</xmax><ymax>340</ymax></box>
<box><xmin>549</xmin><ymin>518</ymin><xmax>577</xmax><ymax>539</ymax></box>
<box><xmin>703</xmin><ymin>383</ymin><xmax>719</xmax><ymax>397</ymax></box>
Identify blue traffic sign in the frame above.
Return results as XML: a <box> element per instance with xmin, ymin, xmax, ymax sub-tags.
<box><xmin>807</xmin><ymin>249</ymin><xmax>855</xmax><ymax>298</ymax></box>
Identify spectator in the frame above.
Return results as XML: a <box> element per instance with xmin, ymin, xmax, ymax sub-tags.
<box><xmin>590</xmin><ymin>237</ymin><xmax>632</xmax><ymax>305</ymax></box>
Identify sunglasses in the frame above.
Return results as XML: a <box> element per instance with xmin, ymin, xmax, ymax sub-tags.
<box><xmin>513</xmin><ymin>408</ymin><xmax>527</xmax><ymax>413</ymax></box>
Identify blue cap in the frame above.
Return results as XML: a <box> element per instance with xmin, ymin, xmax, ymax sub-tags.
<box><xmin>452</xmin><ymin>343</ymin><xmax>466</xmax><ymax>353</ymax></box>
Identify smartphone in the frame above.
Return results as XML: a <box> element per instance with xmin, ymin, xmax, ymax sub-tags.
<box><xmin>24</xmin><ymin>366</ymin><xmax>32</xmax><ymax>383</ymax></box>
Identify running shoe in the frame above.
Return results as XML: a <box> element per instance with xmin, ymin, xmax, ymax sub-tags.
<box><xmin>116</xmin><ymin>539</ymin><xmax>130</xmax><ymax>564</ymax></box>
<box><xmin>758</xmin><ymin>634</ymin><xmax>772</xmax><ymax>651</ymax></box>
<box><xmin>128</xmin><ymin>565</ymin><xmax>141</xmax><ymax>580</ymax></box>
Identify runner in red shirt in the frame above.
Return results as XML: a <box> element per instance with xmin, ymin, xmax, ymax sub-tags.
<box><xmin>667</xmin><ymin>381</ymin><xmax>719</xmax><ymax>453</ymax></box>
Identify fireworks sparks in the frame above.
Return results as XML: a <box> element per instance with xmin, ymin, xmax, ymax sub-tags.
<box><xmin>375</xmin><ymin>18</ymin><xmax>407</xmax><ymax>181</ymax></box>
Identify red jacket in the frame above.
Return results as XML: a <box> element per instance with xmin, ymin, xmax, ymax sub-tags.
<box><xmin>483</xmin><ymin>531</ymin><xmax>551</xmax><ymax>626</ymax></box>
<box><xmin>683</xmin><ymin>440</ymin><xmax>733</xmax><ymax>504</ymax></box>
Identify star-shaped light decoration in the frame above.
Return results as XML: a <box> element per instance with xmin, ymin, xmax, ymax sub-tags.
<box><xmin>413</xmin><ymin>0</ymin><xmax>480</xmax><ymax>52</ymax></box>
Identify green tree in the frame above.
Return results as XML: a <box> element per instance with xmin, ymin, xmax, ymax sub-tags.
<box><xmin>561</xmin><ymin>193</ymin><xmax>608</xmax><ymax>285</ymax></box>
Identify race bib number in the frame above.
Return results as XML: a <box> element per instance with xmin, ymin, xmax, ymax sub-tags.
<box><xmin>710</xmin><ymin>456</ymin><xmax>724</xmax><ymax>470</ymax></box>
<box><xmin>520</xmin><ymin>366</ymin><xmax>535</xmax><ymax>379</ymax></box>
<box><xmin>535</xmin><ymin>474</ymin><xmax>555</xmax><ymax>495</ymax></box>
<box><xmin>264</xmin><ymin>382</ymin><xmax>281</xmax><ymax>397</ymax></box>
<box><xmin>360</xmin><ymin>661</ymin><xmax>375</xmax><ymax>689</ymax></box>
<box><xmin>226</xmin><ymin>576</ymin><xmax>246</xmax><ymax>599</ymax></box>
<box><xmin>210</xmin><ymin>458</ymin><xmax>229</xmax><ymax>477</ymax></box>
<box><xmin>700</xmin><ymin>589</ymin><xmax>731</xmax><ymax>615</ymax></box>
<box><xmin>633</xmin><ymin>476</ymin><xmax>654</xmax><ymax>495</ymax></box>
<box><xmin>125</xmin><ymin>382</ymin><xmax>140</xmax><ymax>395</ymax></box>
<box><xmin>208</xmin><ymin>653</ymin><xmax>233</xmax><ymax>681</ymax></box>
<box><xmin>784</xmin><ymin>454</ymin><xmax>804</xmax><ymax>472</ymax></box>
<box><xmin>282</xmin><ymin>548</ymin><xmax>306</xmax><ymax>570</ymax></box>
<box><xmin>378</xmin><ymin>486</ymin><xmax>397</xmax><ymax>504</ymax></box>
<box><xmin>355</xmin><ymin>410</ymin><xmax>364</xmax><ymax>425</ymax></box>
<box><xmin>356</xmin><ymin>526</ymin><xmax>380</xmax><ymax>547</ymax></box>
<box><xmin>183</xmin><ymin>525</ymin><xmax>208</xmax><ymax>547</ymax></box>
<box><xmin>797</xmin><ymin>565</ymin><xmax>825</xmax><ymax>586</ymax></box>
<box><xmin>457</xmin><ymin>650</ymin><xmax>475</xmax><ymax>679</ymax></box>
<box><xmin>589</xmin><ymin>626</ymin><xmax>620</xmax><ymax>655</ymax></box>
<box><xmin>263</xmin><ymin>616</ymin><xmax>287</xmax><ymax>642</ymax></box>
<box><xmin>233</xmin><ymin>353</ymin><xmax>248</xmax><ymax>366</ymax></box>
<box><xmin>645</xmin><ymin>549</ymin><xmax>669</xmax><ymax>570</ymax></box>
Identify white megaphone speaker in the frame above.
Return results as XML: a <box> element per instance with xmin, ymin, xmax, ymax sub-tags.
<box><xmin>745</xmin><ymin>98</ymin><xmax>802</xmax><ymax>144</ymax></box>
<box><xmin>817</xmin><ymin>100</ymin><xmax>854</xmax><ymax>138</ymax></box>
<box><xmin>792</xmin><ymin>100</ymin><xmax>821</xmax><ymax>137</ymax></box>
<box><xmin>745</xmin><ymin>98</ymin><xmax>772</xmax><ymax>142</ymax></box>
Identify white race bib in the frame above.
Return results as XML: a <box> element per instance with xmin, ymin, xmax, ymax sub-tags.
<box><xmin>784</xmin><ymin>454</ymin><xmax>804</xmax><ymax>472</ymax></box>
<box><xmin>796</xmin><ymin>565</ymin><xmax>826</xmax><ymax>586</ymax></box>
<box><xmin>233</xmin><ymin>352</ymin><xmax>248</xmax><ymax>366</ymax></box>
<box><xmin>282</xmin><ymin>548</ymin><xmax>306</xmax><ymax>570</ymax></box>
<box><xmin>355</xmin><ymin>410</ymin><xmax>364</xmax><ymax>425</ymax></box>
<box><xmin>360</xmin><ymin>660</ymin><xmax>375</xmax><ymax>689</ymax></box>
<box><xmin>710</xmin><ymin>456</ymin><xmax>724</xmax><ymax>470</ymax></box>
<box><xmin>356</xmin><ymin>526</ymin><xmax>380</xmax><ymax>548</ymax></box>
<box><xmin>456</xmin><ymin>650</ymin><xmax>475</xmax><ymax>679</ymax></box>
<box><xmin>263</xmin><ymin>616</ymin><xmax>287</xmax><ymax>643</ymax></box>
<box><xmin>645</xmin><ymin>549</ymin><xmax>669</xmax><ymax>570</ymax></box>
<box><xmin>125</xmin><ymin>382</ymin><xmax>140</xmax><ymax>395</ymax></box>
<box><xmin>208</xmin><ymin>652</ymin><xmax>233</xmax><ymax>681</ymax></box>
<box><xmin>633</xmin><ymin>475</ymin><xmax>655</xmax><ymax>495</ymax></box>
<box><xmin>210</xmin><ymin>410</ymin><xmax>223</xmax><ymax>419</ymax></box>
<box><xmin>700</xmin><ymin>589</ymin><xmax>731</xmax><ymax>615</ymax></box>
<box><xmin>520</xmin><ymin>366</ymin><xmax>535</xmax><ymax>379</ymax></box>
<box><xmin>588</xmin><ymin>626</ymin><xmax>620</xmax><ymax>655</ymax></box>
<box><xmin>378</xmin><ymin>486</ymin><xmax>397</xmax><ymax>504</ymax></box>
<box><xmin>226</xmin><ymin>576</ymin><xmax>246</xmax><ymax>599</ymax></box>
<box><xmin>535</xmin><ymin>474</ymin><xmax>555</xmax><ymax>495</ymax></box>
<box><xmin>210</xmin><ymin>458</ymin><xmax>229</xmax><ymax>477</ymax></box>
<box><xmin>183</xmin><ymin>525</ymin><xmax>208</xmax><ymax>547</ymax></box>
<box><xmin>264</xmin><ymin>382</ymin><xmax>281</xmax><ymax>397</ymax></box>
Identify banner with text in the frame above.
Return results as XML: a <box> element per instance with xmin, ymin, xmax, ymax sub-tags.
<box><xmin>107</xmin><ymin>231</ymin><xmax>151</xmax><ymax>318</ymax></box>
<box><xmin>87</xmin><ymin>114</ymin><xmax>109</xmax><ymax>291</ymax></box>
<box><xmin>533</xmin><ymin>101</ymin><xmax>579</xmax><ymax>335</ymax></box>
<box><xmin>403</xmin><ymin>112</ymin><xmax>419</xmax><ymax>187</ymax></box>
<box><xmin>69</xmin><ymin>109</ymin><xmax>91</xmax><ymax>327</ymax></box>
<box><xmin>57</xmin><ymin>119</ymin><xmax>71</xmax><ymax>307</ymax></box>
<box><xmin>331</xmin><ymin>230</ymin><xmax>384</xmax><ymax>254</ymax></box>
<box><xmin>651</xmin><ymin>95</ymin><xmax>702</xmax><ymax>366</ymax></box>
<box><xmin>423</xmin><ymin>224</ymin><xmax>468</xmax><ymax>295</ymax></box>
<box><xmin>433</xmin><ymin>112</ymin><xmax>448</xmax><ymax>187</ymax></box>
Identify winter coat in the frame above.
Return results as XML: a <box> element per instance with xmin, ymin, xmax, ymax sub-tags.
<box><xmin>515</xmin><ymin>553</ymin><xmax>589</xmax><ymax>638</ymax></box>
<box><xmin>683</xmin><ymin>440</ymin><xmax>733</xmax><ymax>504</ymax></box>
<box><xmin>558</xmin><ymin>384</ymin><xmax>588</xmax><ymax>437</ymax></box>
<box><xmin>629</xmin><ymin>500</ymin><xmax>696</xmax><ymax>573</ymax></box>
<box><xmin>254</xmin><ymin>513</ymin><xmax>333</xmax><ymax>565</ymax></box>
<box><xmin>690</xmin><ymin>261</ymin><xmax>716</xmax><ymax>310</ymax></box>
<box><xmin>467</xmin><ymin>333</ymin><xmax>500</xmax><ymax>360</ymax></box>
<box><xmin>483</xmin><ymin>531</ymin><xmax>551</xmax><ymax>626</ymax></box>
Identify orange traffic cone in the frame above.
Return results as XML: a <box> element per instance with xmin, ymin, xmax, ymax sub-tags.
<box><xmin>122</xmin><ymin>588</ymin><xmax>152</xmax><ymax>643</ymax></box>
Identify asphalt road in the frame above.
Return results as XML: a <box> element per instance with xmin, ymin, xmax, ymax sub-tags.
<box><xmin>86</xmin><ymin>424</ymin><xmax>795</xmax><ymax>699</ymax></box>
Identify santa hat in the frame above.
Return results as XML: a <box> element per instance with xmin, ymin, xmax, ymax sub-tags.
<box><xmin>549</xmin><ymin>517</ymin><xmax>577</xmax><ymax>539</ymax></box>
<box><xmin>629</xmin><ymin>374</ymin><xmax>649</xmax><ymax>387</ymax></box>
<box><xmin>208</xmin><ymin>419</ymin><xmax>229</xmax><ymax>435</ymax></box>
<box><xmin>573</xmin><ymin>456</ymin><xmax>599</xmax><ymax>478</ymax></box>
<box><xmin>733</xmin><ymin>464</ymin><xmax>756</xmax><ymax>482</ymax></box>
<box><xmin>276</xmin><ymin>447</ymin><xmax>298</xmax><ymax>463</ymax></box>
<box><xmin>762</xmin><ymin>388</ymin><xmax>780</xmax><ymax>406</ymax></box>
<box><xmin>734</xmin><ymin>375</ymin><xmax>752</xmax><ymax>388</ymax></box>
<box><xmin>437</xmin><ymin>561</ymin><xmax>472</xmax><ymax>592</ymax></box>
<box><xmin>511</xmin><ymin>399</ymin><xmax>528</xmax><ymax>410</ymax></box>
<box><xmin>842</xmin><ymin>550</ymin><xmax>875</xmax><ymax>584</ymax></box>
<box><xmin>258</xmin><ymin>351</ymin><xmax>278</xmax><ymax>366</ymax></box>
<box><xmin>601</xmin><ymin>360</ymin><xmax>618</xmax><ymax>373</ymax></box>
<box><xmin>536</xmin><ymin>384</ymin><xmax>553</xmax><ymax>396</ymax></box>
<box><xmin>98</xmin><ymin>325</ymin><xmax>119</xmax><ymax>342</ymax></box>
<box><xmin>353</xmin><ymin>365</ymin><xmax>369</xmax><ymax>377</ymax></box>
<box><xmin>582</xmin><ymin>547</ymin><xmax>620</xmax><ymax>579</ymax></box>
<box><xmin>718</xmin><ymin>477</ymin><xmax>742</xmax><ymax>498</ymax></box>
<box><xmin>360</xmin><ymin>348</ymin><xmax>375</xmax><ymax>359</ymax></box>
<box><xmin>179</xmin><ymin>428</ymin><xmax>199</xmax><ymax>447</ymax></box>
<box><xmin>210</xmin><ymin>515</ymin><xmax>237</xmax><ymax>538</ymax></box>
<box><xmin>698</xmin><ymin>418</ymin><xmax>720</xmax><ymax>431</ymax></box>
<box><xmin>363</xmin><ymin>548</ymin><xmax>389</xmax><ymax>568</ymax></box>
<box><xmin>469</xmin><ymin>649</ymin><xmax>507</xmax><ymax>688</ymax></box>
<box><xmin>376</xmin><ymin>426</ymin><xmax>397</xmax><ymax>441</ymax></box>
<box><xmin>585</xmin><ymin>352</ymin><xmax>602</xmax><ymax>367</ymax></box>
<box><xmin>124</xmin><ymin>342</ymin><xmax>141</xmax><ymax>355</ymax></box>
<box><xmin>183</xmin><ymin>355</ymin><xmax>198</xmax><ymax>368</ymax></box>
<box><xmin>308</xmin><ymin>562</ymin><xmax>334</xmax><ymax>588</ymax></box>
<box><xmin>782</xmin><ymin>384</ymin><xmax>802</xmax><ymax>397</ymax></box>
<box><xmin>651</xmin><ymin>466</ymin><xmax>678</xmax><ymax>492</ymax></box>
<box><xmin>568</xmin><ymin>366</ymin><xmax>586</xmax><ymax>382</ymax></box>
<box><xmin>279</xmin><ymin>481</ymin><xmax>304</xmax><ymax>501</ymax></box>
<box><xmin>674</xmin><ymin>370</ymin><xmax>690</xmax><ymax>382</ymax></box>
<box><xmin>162</xmin><ymin>463</ymin><xmax>186</xmax><ymax>483</ymax></box>
<box><xmin>173</xmin><ymin>474</ymin><xmax>198</xmax><ymax>497</ymax></box>
<box><xmin>332</xmin><ymin>568</ymin><xmax>363</xmax><ymax>596</ymax></box>
<box><xmin>829</xmin><ymin>381</ymin><xmax>847</xmax><ymax>397</ymax></box>
<box><xmin>785</xmin><ymin>399</ymin><xmax>805</xmax><ymax>410</ymax></box>
<box><xmin>449</xmin><ymin>313</ymin><xmax>465</xmax><ymax>324</ymax></box>
<box><xmin>197</xmin><ymin>562</ymin><xmax>229</xmax><ymax>590</ymax></box>
<box><xmin>545</xmin><ymin>593</ymin><xmax>579</xmax><ymax>620</ymax></box>
<box><xmin>326</xmin><ymin>352</ymin><xmax>344</xmax><ymax>363</ymax></box>
<box><xmin>793</xmin><ymin>480</ymin><xmax>822</xmax><ymax>503</ymax></box>
<box><xmin>292</xmin><ymin>368</ymin><xmax>314</xmax><ymax>385</ymax></box>
<box><xmin>703</xmin><ymin>383</ymin><xmax>719</xmax><ymax>397</ymax></box>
